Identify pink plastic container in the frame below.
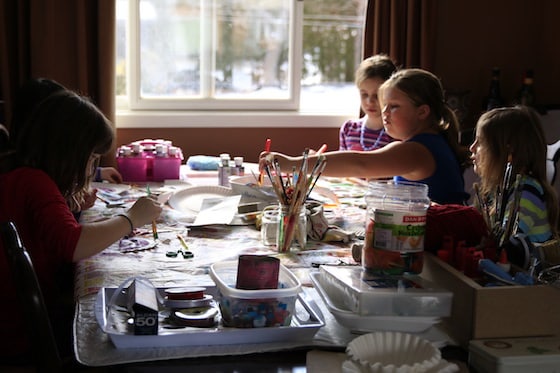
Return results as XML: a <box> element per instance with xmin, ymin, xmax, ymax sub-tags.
<box><xmin>117</xmin><ymin>140</ymin><xmax>183</xmax><ymax>182</ymax></box>
<box><xmin>117</xmin><ymin>156</ymin><xmax>149</xmax><ymax>182</ymax></box>
<box><xmin>153</xmin><ymin>156</ymin><xmax>182</xmax><ymax>181</ymax></box>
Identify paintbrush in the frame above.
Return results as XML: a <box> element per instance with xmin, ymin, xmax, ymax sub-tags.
<box><xmin>258</xmin><ymin>138</ymin><xmax>272</xmax><ymax>186</ymax></box>
<box><xmin>146</xmin><ymin>185</ymin><xmax>158</xmax><ymax>240</ymax></box>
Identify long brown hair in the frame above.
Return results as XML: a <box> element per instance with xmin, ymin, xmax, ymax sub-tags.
<box><xmin>476</xmin><ymin>106</ymin><xmax>558</xmax><ymax>233</ymax></box>
<box><xmin>355</xmin><ymin>54</ymin><xmax>397</xmax><ymax>86</ymax></box>
<box><xmin>10</xmin><ymin>90</ymin><xmax>114</xmax><ymax>209</ymax></box>
<box><xmin>380</xmin><ymin>68</ymin><xmax>470</xmax><ymax>170</ymax></box>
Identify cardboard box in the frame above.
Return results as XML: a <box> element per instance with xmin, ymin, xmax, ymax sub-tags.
<box><xmin>422</xmin><ymin>254</ymin><xmax>560</xmax><ymax>347</ymax></box>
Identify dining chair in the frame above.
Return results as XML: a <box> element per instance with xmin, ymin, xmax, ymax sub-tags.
<box><xmin>546</xmin><ymin>139</ymin><xmax>560</xmax><ymax>186</ymax></box>
<box><xmin>0</xmin><ymin>221</ymin><xmax>63</xmax><ymax>372</ymax></box>
<box><xmin>0</xmin><ymin>221</ymin><xmax>125</xmax><ymax>373</ymax></box>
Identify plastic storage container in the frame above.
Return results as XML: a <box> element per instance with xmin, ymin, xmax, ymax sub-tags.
<box><xmin>117</xmin><ymin>139</ymin><xmax>183</xmax><ymax>182</ymax></box>
<box><xmin>363</xmin><ymin>180</ymin><xmax>430</xmax><ymax>275</ymax></box>
<box><xmin>209</xmin><ymin>260</ymin><xmax>301</xmax><ymax>328</ymax></box>
<box><xmin>318</xmin><ymin>265</ymin><xmax>452</xmax><ymax>317</ymax></box>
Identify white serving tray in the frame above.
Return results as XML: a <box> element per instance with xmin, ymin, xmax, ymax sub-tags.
<box><xmin>310</xmin><ymin>271</ymin><xmax>440</xmax><ymax>333</ymax></box>
<box><xmin>95</xmin><ymin>286</ymin><xmax>324</xmax><ymax>349</ymax></box>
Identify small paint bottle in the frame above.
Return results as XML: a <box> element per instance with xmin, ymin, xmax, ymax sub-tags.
<box><xmin>232</xmin><ymin>156</ymin><xmax>245</xmax><ymax>176</ymax></box>
<box><xmin>218</xmin><ymin>153</ymin><xmax>231</xmax><ymax>187</ymax></box>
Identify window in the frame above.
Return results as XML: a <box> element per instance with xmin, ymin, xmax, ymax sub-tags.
<box><xmin>116</xmin><ymin>0</ymin><xmax>365</xmax><ymax>124</ymax></box>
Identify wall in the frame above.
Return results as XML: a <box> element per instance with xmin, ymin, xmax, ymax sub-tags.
<box><xmin>115</xmin><ymin>0</ymin><xmax>560</xmax><ymax>163</ymax></box>
<box><xmin>434</xmin><ymin>0</ymin><xmax>560</xmax><ymax>128</ymax></box>
<box><xmin>116</xmin><ymin>127</ymin><xmax>340</xmax><ymax>164</ymax></box>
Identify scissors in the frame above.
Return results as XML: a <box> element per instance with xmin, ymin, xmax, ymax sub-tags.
<box><xmin>166</xmin><ymin>249</ymin><xmax>194</xmax><ymax>259</ymax></box>
<box><xmin>166</xmin><ymin>234</ymin><xmax>194</xmax><ymax>258</ymax></box>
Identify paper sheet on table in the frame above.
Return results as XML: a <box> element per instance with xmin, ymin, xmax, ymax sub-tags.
<box><xmin>192</xmin><ymin>195</ymin><xmax>242</xmax><ymax>226</ymax></box>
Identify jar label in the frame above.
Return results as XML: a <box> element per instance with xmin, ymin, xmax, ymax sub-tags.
<box><xmin>373</xmin><ymin>209</ymin><xmax>426</xmax><ymax>252</ymax></box>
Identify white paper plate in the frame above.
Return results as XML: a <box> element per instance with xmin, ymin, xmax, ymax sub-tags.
<box><xmin>310</xmin><ymin>272</ymin><xmax>440</xmax><ymax>333</ymax></box>
<box><xmin>168</xmin><ymin>186</ymin><xmax>234</xmax><ymax>214</ymax></box>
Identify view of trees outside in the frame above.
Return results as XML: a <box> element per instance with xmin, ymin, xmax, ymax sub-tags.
<box><xmin>116</xmin><ymin>0</ymin><xmax>366</xmax><ymax>105</ymax></box>
<box><xmin>302</xmin><ymin>0</ymin><xmax>365</xmax><ymax>85</ymax></box>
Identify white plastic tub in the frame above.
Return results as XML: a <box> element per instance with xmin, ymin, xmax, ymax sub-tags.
<box><xmin>210</xmin><ymin>260</ymin><xmax>301</xmax><ymax>327</ymax></box>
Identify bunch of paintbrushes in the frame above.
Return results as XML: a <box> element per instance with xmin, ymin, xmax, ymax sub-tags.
<box><xmin>262</xmin><ymin>147</ymin><xmax>327</xmax><ymax>252</ymax></box>
<box><xmin>473</xmin><ymin>155</ymin><xmax>523</xmax><ymax>248</ymax></box>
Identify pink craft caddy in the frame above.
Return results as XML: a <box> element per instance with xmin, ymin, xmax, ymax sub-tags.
<box><xmin>117</xmin><ymin>139</ymin><xmax>183</xmax><ymax>182</ymax></box>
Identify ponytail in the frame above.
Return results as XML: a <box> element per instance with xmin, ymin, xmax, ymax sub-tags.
<box><xmin>440</xmin><ymin>105</ymin><xmax>470</xmax><ymax>171</ymax></box>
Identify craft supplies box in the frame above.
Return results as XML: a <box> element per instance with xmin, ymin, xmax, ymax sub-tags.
<box><xmin>468</xmin><ymin>336</ymin><xmax>560</xmax><ymax>373</ymax></box>
<box><xmin>117</xmin><ymin>139</ymin><xmax>184</xmax><ymax>182</ymax></box>
<box><xmin>422</xmin><ymin>253</ymin><xmax>560</xmax><ymax>347</ymax></box>
<box><xmin>209</xmin><ymin>260</ymin><xmax>301</xmax><ymax>328</ymax></box>
<box><xmin>318</xmin><ymin>265</ymin><xmax>453</xmax><ymax>317</ymax></box>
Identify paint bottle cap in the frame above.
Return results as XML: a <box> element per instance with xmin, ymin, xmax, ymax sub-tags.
<box><xmin>168</xmin><ymin>146</ymin><xmax>178</xmax><ymax>156</ymax></box>
<box><xmin>497</xmin><ymin>249</ymin><xmax>511</xmax><ymax>273</ymax></box>
<box><xmin>120</xmin><ymin>146</ymin><xmax>132</xmax><ymax>156</ymax></box>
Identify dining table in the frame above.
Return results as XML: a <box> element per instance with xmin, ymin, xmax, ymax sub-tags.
<box><xmin>73</xmin><ymin>164</ymin><xmax>468</xmax><ymax>372</ymax></box>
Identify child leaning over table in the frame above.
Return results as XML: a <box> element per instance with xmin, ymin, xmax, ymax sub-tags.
<box><xmin>0</xmin><ymin>90</ymin><xmax>162</xmax><ymax>363</ymax></box>
<box><xmin>7</xmin><ymin>77</ymin><xmax>123</xmax><ymax>212</ymax></box>
<box><xmin>469</xmin><ymin>105</ymin><xmax>559</xmax><ymax>246</ymax></box>
<box><xmin>261</xmin><ymin>68</ymin><xmax>470</xmax><ymax>205</ymax></box>
<box><xmin>339</xmin><ymin>54</ymin><xmax>397</xmax><ymax>151</ymax></box>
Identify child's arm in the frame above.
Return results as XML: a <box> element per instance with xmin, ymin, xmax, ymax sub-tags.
<box><xmin>259</xmin><ymin>140</ymin><xmax>435</xmax><ymax>180</ymax></box>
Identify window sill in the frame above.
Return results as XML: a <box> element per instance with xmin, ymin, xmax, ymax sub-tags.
<box><xmin>115</xmin><ymin>109</ymin><xmax>355</xmax><ymax>129</ymax></box>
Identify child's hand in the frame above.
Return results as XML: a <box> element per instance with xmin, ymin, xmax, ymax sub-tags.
<box><xmin>126</xmin><ymin>197</ymin><xmax>163</xmax><ymax>228</ymax></box>
<box><xmin>258</xmin><ymin>151</ymin><xmax>273</xmax><ymax>173</ymax></box>
<box><xmin>81</xmin><ymin>189</ymin><xmax>98</xmax><ymax>211</ymax></box>
<box><xmin>99</xmin><ymin>167</ymin><xmax>123</xmax><ymax>184</ymax></box>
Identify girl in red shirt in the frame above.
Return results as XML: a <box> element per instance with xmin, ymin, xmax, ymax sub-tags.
<box><xmin>0</xmin><ymin>90</ymin><xmax>162</xmax><ymax>362</ymax></box>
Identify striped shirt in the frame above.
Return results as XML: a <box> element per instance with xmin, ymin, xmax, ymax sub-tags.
<box><xmin>339</xmin><ymin>118</ymin><xmax>394</xmax><ymax>151</ymax></box>
<box><xmin>507</xmin><ymin>176</ymin><xmax>552</xmax><ymax>243</ymax></box>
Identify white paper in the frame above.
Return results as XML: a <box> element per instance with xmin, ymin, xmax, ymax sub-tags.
<box><xmin>192</xmin><ymin>195</ymin><xmax>242</xmax><ymax>226</ymax></box>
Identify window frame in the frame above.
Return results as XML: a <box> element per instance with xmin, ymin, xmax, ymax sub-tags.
<box><xmin>116</xmin><ymin>0</ymin><xmax>362</xmax><ymax>128</ymax></box>
<box><xmin>125</xmin><ymin>0</ymin><xmax>303</xmax><ymax>111</ymax></box>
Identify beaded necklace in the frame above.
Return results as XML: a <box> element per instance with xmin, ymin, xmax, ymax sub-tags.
<box><xmin>360</xmin><ymin>124</ymin><xmax>385</xmax><ymax>151</ymax></box>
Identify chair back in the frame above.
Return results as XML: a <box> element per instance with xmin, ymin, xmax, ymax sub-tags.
<box><xmin>0</xmin><ymin>221</ymin><xmax>62</xmax><ymax>372</ymax></box>
<box><xmin>547</xmin><ymin>139</ymin><xmax>560</xmax><ymax>185</ymax></box>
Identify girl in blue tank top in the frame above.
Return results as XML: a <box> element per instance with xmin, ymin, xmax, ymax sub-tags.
<box><xmin>260</xmin><ymin>68</ymin><xmax>470</xmax><ymax>205</ymax></box>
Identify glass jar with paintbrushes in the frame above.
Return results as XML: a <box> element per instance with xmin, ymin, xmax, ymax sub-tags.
<box><xmin>262</xmin><ymin>148</ymin><xmax>327</xmax><ymax>252</ymax></box>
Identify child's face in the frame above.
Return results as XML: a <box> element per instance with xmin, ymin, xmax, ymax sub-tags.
<box><xmin>469</xmin><ymin>130</ymin><xmax>485</xmax><ymax>176</ymax></box>
<box><xmin>358</xmin><ymin>77</ymin><xmax>385</xmax><ymax>121</ymax></box>
<box><xmin>380</xmin><ymin>87</ymin><xmax>423</xmax><ymax>140</ymax></box>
